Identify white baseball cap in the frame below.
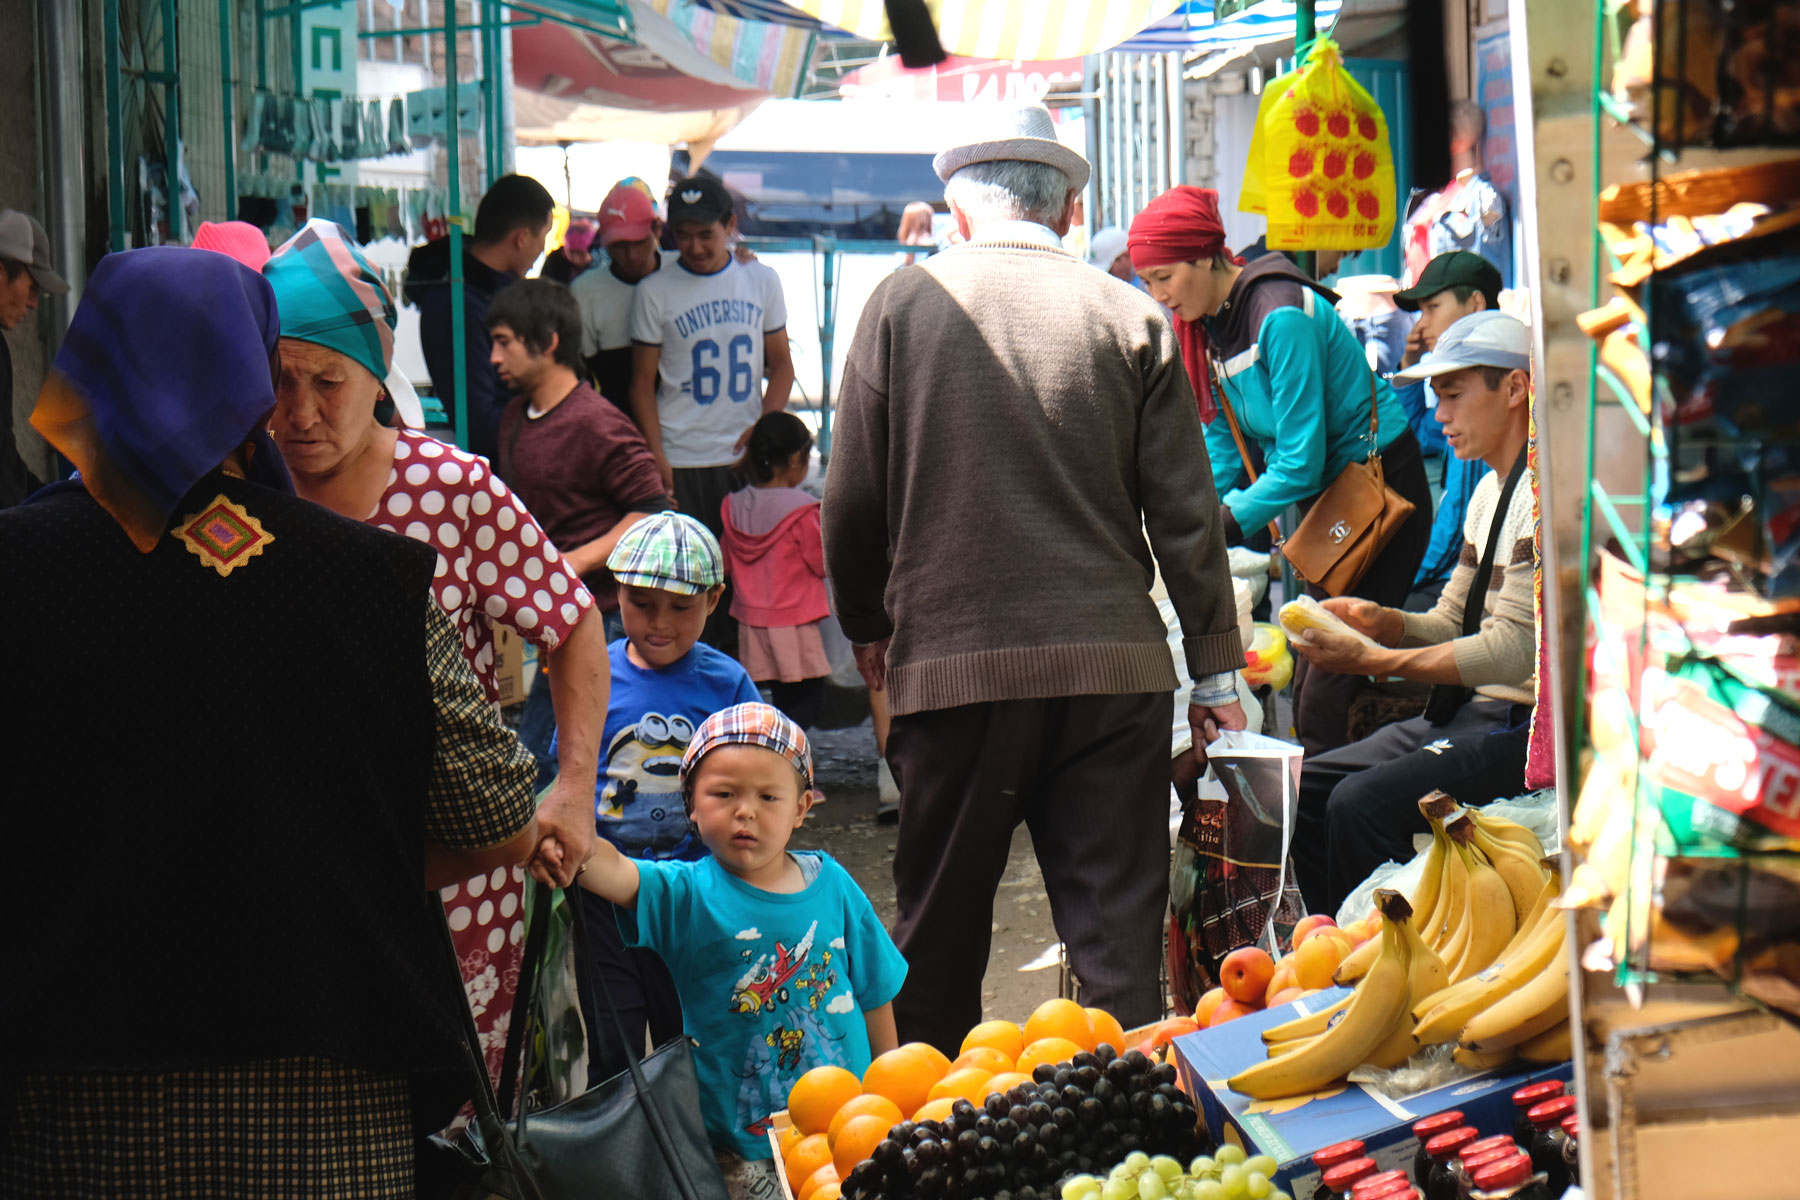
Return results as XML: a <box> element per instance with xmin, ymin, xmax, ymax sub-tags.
<box><xmin>1088</xmin><ymin>227</ymin><xmax>1129</xmax><ymax>268</ymax></box>
<box><xmin>1393</xmin><ymin>311</ymin><xmax>1531</xmax><ymax>384</ymax></box>
<box><xmin>0</xmin><ymin>210</ymin><xmax>69</xmax><ymax>294</ymax></box>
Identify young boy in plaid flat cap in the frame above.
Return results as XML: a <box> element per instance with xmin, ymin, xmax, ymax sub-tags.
<box><xmin>576</xmin><ymin>701</ymin><xmax>906</xmax><ymax>1171</ymax></box>
<box><xmin>560</xmin><ymin>511</ymin><xmax>759</xmax><ymax>1080</ymax></box>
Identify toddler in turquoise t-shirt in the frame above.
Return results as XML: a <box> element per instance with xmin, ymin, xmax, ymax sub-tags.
<box><xmin>575</xmin><ymin>701</ymin><xmax>907</xmax><ymax>1163</ymax></box>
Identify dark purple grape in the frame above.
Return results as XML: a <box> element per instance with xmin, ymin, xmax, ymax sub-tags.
<box><xmin>995</xmin><ymin>1118</ymin><xmax>1020</xmax><ymax>1142</ymax></box>
<box><xmin>1071</xmin><ymin>1052</ymin><xmax>1100</xmax><ymax>1071</ymax></box>
<box><xmin>874</xmin><ymin>1139</ymin><xmax>904</xmax><ymax>1169</ymax></box>
<box><xmin>975</xmin><ymin>1116</ymin><xmax>996</xmax><ymax>1137</ymax></box>
<box><xmin>1077</xmin><ymin>1097</ymin><xmax>1103</xmax><ymax>1126</ymax></box>
<box><xmin>986</xmin><ymin>1093</ymin><xmax>1011</xmax><ymax>1118</ymax></box>
<box><xmin>1032</xmin><ymin>1063</ymin><xmax>1058</xmax><ymax>1084</ymax></box>
<box><xmin>1008</xmin><ymin>1105</ymin><xmax>1030</xmax><ymax>1125</ymax></box>
<box><xmin>1148</xmin><ymin>1062</ymin><xmax>1178</xmax><ymax>1087</ymax></box>
<box><xmin>952</xmin><ymin>1099</ymin><xmax>978</xmax><ymax>1122</ymax></box>
<box><xmin>1104</xmin><ymin>1058</ymin><xmax>1134</xmax><ymax>1086</ymax></box>
<box><xmin>1119</xmin><ymin>1132</ymin><xmax>1143</xmax><ymax>1153</ymax></box>
<box><xmin>1123</xmin><ymin>1050</ymin><xmax>1150</xmax><ymax>1073</ymax></box>
<box><xmin>1026</xmin><ymin>1101</ymin><xmax>1053</xmax><ymax>1127</ymax></box>
<box><xmin>1052</xmin><ymin>1068</ymin><xmax>1073</xmax><ymax>1088</ymax></box>
<box><xmin>1052</xmin><ymin>1106</ymin><xmax>1076</xmax><ymax>1132</ymax></box>
<box><xmin>1073</xmin><ymin>1065</ymin><xmax>1101</xmax><ymax>1089</ymax></box>
<box><xmin>1094</xmin><ymin>1044</ymin><xmax>1117</xmax><ymax>1065</ymax></box>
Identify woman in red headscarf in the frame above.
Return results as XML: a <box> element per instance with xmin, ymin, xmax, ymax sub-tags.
<box><xmin>1128</xmin><ymin>186</ymin><xmax>1432</xmax><ymax>757</ymax></box>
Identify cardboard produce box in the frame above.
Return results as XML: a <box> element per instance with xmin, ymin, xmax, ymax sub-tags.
<box><xmin>1172</xmin><ymin>990</ymin><xmax>1572</xmax><ymax>1198</ymax></box>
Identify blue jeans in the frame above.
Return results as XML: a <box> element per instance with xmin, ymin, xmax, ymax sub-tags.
<box><xmin>518</xmin><ymin>607</ymin><xmax>625</xmax><ymax>790</ymax></box>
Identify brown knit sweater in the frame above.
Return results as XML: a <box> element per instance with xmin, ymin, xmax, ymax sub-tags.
<box><xmin>821</xmin><ymin>238</ymin><xmax>1247</xmax><ymax>717</ymax></box>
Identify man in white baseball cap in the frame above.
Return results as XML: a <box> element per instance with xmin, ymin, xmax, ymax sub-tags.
<box><xmin>824</xmin><ymin>101</ymin><xmax>1248</xmax><ymax>1050</ymax></box>
<box><xmin>1288</xmin><ymin>310</ymin><xmax>1539</xmax><ymax>912</ymax></box>
<box><xmin>0</xmin><ymin>210</ymin><xmax>69</xmax><ymax>507</ymax></box>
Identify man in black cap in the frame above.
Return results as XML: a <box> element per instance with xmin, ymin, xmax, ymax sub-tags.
<box><xmin>627</xmin><ymin>175</ymin><xmax>793</xmax><ymax>649</ymax></box>
<box><xmin>1392</xmin><ymin>250</ymin><xmax>1504</xmax><ymax>605</ymax></box>
<box><xmin>0</xmin><ymin>210</ymin><xmax>69</xmax><ymax>508</ymax></box>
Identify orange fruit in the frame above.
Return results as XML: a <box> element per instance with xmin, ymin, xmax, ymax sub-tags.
<box><xmin>1292</xmin><ymin>933</ymin><xmax>1351</xmax><ymax>990</ymax></box>
<box><xmin>983</xmin><ymin>1071</ymin><xmax>1033</xmax><ymax>1097</ymax></box>
<box><xmin>902</xmin><ymin>1041</ymin><xmax>953</xmax><ymax>1076</ymax></box>
<box><xmin>862</xmin><ymin>1047</ymin><xmax>939</xmax><ymax>1118</ymax></box>
<box><xmin>926</xmin><ymin>1067</ymin><xmax>994</xmax><ymax>1106</ymax></box>
<box><xmin>832</xmin><ymin>1113</ymin><xmax>894</xmax><ymax>1178</ymax></box>
<box><xmin>788</xmin><ymin>1065</ymin><xmax>864</xmax><ymax>1137</ymax></box>
<box><xmin>828</xmin><ymin>1094</ymin><xmax>903</xmax><ymax>1146</ymax></box>
<box><xmin>799</xmin><ymin>1163</ymin><xmax>839</xmax><ymax>1200</ymax></box>
<box><xmin>1016</xmin><ymin>1036</ymin><xmax>1083</xmax><ymax>1076</ymax></box>
<box><xmin>1023</xmin><ymin>998</ymin><xmax>1095</xmax><ymax>1052</ymax></box>
<box><xmin>951</xmin><ymin>1046</ymin><xmax>1015</xmax><ymax>1076</ymax></box>
<box><xmin>776</xmin><ymin>1122</ymin><xmax>806</xmax><ymax>1161</ymax></box>
<box><xmin>1085</xmin><ymin>1007</ymin><xmax>1128</xmax><ymax>1054</ymax></box>
<box><xmin>1194</xmin><ymin>987</ymin><xmax>1228</xmax><ymax>1026</ymax></box>
<box><xmin>1264</xmin><ymin>962</ymin><xmax>1298</xmax><ymax>1006</ymax></box>
<box><xmin>911</xmin><ymin>1097</ymin><xmax>960</xmax><ymax>1124</ymax></box>
<box><xmin>785</xmin><ymin>1133</ymin><xmax>833</xmax><ymax>1194</ymax></box>
<box><xmin>960</xmin><ymin>1020</ymin><xmax>1025</xmax><ymax>1062</ymax></box>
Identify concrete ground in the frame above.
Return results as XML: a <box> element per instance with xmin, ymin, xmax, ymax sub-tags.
<box><xmin>792</xmin><ymin>717</ymin><xmax>1069</xmax><ymax>1024</ymax></box>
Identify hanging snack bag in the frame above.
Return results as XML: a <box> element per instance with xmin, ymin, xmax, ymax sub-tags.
<box><xmin>1254</xmin><ymin>36</ymin><xmax>1398</xmax><ymax>251</ymax></box>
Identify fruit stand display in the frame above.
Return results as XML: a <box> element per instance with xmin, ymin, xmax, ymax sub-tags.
<box><xmin>1515</xmin><ymin>0</ymin><xmax>1800</xmax><ymax>1192</ymax></box>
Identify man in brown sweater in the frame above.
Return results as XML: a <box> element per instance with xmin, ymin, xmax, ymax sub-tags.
<box><xmin>822</xmin><ymin>103</ymin><xmax>1248</xmax><ymax>1052</ymax></box>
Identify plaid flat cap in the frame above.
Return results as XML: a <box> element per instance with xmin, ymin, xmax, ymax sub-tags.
<box><xmin>681</xmin><ymin>702</ymin><xmax>814</xmax><ymax>789</ymax></box>
<box><xmin>606</xmin><ymin>511</ymin><xmax>723</xmax><ymax>595</ymax></box>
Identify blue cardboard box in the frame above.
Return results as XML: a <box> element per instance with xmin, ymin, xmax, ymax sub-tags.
<box><xmin>1173</xmin><ymin>990</ymin><xmax>1572</xmax><ymax>1196</ymax></box>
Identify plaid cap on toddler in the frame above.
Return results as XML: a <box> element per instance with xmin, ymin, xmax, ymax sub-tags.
<box><xmin>681</xmin><ymin>702</ymin><xmax>814</xmax><ymax>791</ymax></box>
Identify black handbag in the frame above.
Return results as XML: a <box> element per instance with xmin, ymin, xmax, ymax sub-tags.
<box><xmin>1422</xmin><ymin>447</ymin><xmax>1529</xmax><ymax>726</ymax></box>
<box><xmin>474</xmin><ymin>881</ymin><xmax>730</xmax><ymax>1200</ymax></box>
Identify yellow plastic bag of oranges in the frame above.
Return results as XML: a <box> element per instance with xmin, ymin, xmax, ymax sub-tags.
<box><xmin>1242</xmin><ymin>36</ymin><xmax>1396</xmax><ymax>252</ymax></box>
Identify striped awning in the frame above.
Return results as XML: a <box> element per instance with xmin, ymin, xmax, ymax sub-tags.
<box><xmin>690</xmin><ymin>0</ymin><xmax>1187</xmax><ymax>59</ymax></box>
<box><xmin>1109</xmin><ymin>0</ymin><xmax>1342</xmax><ymax>53</ymax></box>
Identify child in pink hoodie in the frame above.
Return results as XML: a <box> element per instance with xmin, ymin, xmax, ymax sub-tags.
<box><xmin>722</xmin><ymin>413</ymin><xmax>832</xmax><ymax>728</ymax></box>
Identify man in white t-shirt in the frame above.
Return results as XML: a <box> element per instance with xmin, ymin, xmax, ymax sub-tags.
<box><xmin>629</xmin><ymin>175</ymin><xmax>793</xmax><ymax>509</ymax></box>
<box><xmin>572</xmin><ymin>180</ymin><xmax>664</xmax><ymax>418</ymax></box>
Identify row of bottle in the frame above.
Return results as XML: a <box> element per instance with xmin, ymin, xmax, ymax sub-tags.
<box><xmin>1308</xmin><ymin>1080</ymin><xmax>1579</xmax><ymax>1200</ymax></box>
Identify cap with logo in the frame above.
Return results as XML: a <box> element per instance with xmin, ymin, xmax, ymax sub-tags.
<box><xmin>0</xmin><ymin>210</ymin><xmax>70</xmax><ymax>294</ymax></box>
<box><xmin>666</xmin><ymin>175</ymin><xmax>735</xmax><ymax>227</ymax></box>
<box><xmin>1393</xmin><ymin>310</ymin><xmax>1532</xmax><ymax>384</ymax></box>
<box><xmin>1393</xmin><ymin>250</ymin><xmax>1502</xmax><ymax>312</ymax></box>
<box><xmin>597</xmin><ymin>182</ymin><xmax>659</xmax><ymax>246</ymax></box>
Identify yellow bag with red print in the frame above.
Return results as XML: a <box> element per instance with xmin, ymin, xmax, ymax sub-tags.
<box><xmin>1238</xmin><ymin>65</ymin><xmax>1301</xmax><ymax>217</ymax></box>
<box><xmin>1244</xmin><ymin>36</ymin><xmax>1396</xmax><ymax>251</ymax></box>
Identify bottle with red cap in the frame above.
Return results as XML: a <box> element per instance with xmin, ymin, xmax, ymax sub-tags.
<box><xmin>1309</xmin><ymin>1140</ymin><xmax>1368</xmax><ymax>1200</ymax></box>
<box><xmin>1509</xmin><ymin>1081</ymin><xmax>1565</xmax><ymax>1145</ymax></box>
<box><xmin>1351</xmin><ymin>1169</ymin><xmax>1416</xmax><ymax>1200</ymax></box>
<box><xmin>1557</xmin><ymin>1113</ymin><xmax>1580</xmax><ymax>1184</ymax></box>
<box><xmin>1424</xmin><ymin>1127</ymin><xmax>1479</xmax><ymax>1200</ymax></box>
<box><xmin>1321</xmin><ymin>1157</ymin><xmax>1379</xmax><ymax>1200</ymax></box>
<box><xmin>1455</xmin><ymin>1142</ymin><xmax>1522</xmax><ymax>1200</ymax></box>
<box><xmin>1410</xmin><ymin>1111</ymin><xmax>1466</xmax><ymax>1186</ymax></box>
<box><xmin>1526</xmin><ymin>1094</ymin><xmax>1579</xmax><ymax>1195</ymax></box>
<box><xmin>1468</xmin><ymin>1152</ymin><xmax>1551</xmax><ymax>1200</ymax></box>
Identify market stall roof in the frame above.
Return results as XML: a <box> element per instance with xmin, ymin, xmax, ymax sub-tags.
<box><xmin>512</xmin><ymin>0</ymin><xmax>812</xmax><ymax>146</ymax></box>
<box><xmin>1110</xmin><ymin>0</ymin><xmax>1346</xmax><ymax>54</ymax></box>
<box><xmin>686</xmin><ymin>0</ymin><xmax>1187</xmax><ymax>60</ymax></box>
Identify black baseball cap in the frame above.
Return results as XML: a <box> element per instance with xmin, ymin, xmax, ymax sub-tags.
<box><xmin>1393</xmin><ymin>251</ymin><xmax>1502</xmax><ymax>312</ymax></box>
<box><xmin>666</xmin><ymin>175</ymin><xmax>735</xmax><ymax>227</ymax></box>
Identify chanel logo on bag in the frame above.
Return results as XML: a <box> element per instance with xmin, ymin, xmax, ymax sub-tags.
<box><xmin>1328</xmin><ymin>520</ymin><xmax>1353</xmax><ymax>543</ymax></box>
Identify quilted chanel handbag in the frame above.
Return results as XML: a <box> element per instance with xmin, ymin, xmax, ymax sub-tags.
<box><xmin>1213</xmin><ymin>366</ymin><xmax>1414</xmax><ymax>597</ymax></box>
<box><xmin>424</xmin><ymin>882</ymin><xmax>727</xmax><ymax>1200</ymax></box>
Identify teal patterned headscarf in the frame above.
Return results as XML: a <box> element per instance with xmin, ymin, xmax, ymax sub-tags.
<box><xmin>262</xmin><ymin>219</ymin><xmax>396</xmax><ymax>384</ymax></box>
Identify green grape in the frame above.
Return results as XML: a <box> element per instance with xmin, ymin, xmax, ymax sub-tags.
<box><xmin>1125</xmin><ymin>1152</ymin><xmax>1152</xmax><ymax>1175</ymax></box>
<box><xmin>1245</xmin><ymin>1173</ymin><xmax>1272</xmax><ymax>1200</ymax></box>
<box><xmin>1244</xmin><ymin>1156</ymin><xmax>1278</xmax><ymax>1179</ymax></box>
<box><xmin>1137</xmin><ymin>1170</ymin><xmax>1168</xmax><ymax>1200</ymax></box>
<box><xmin>1113</xmin><ymin>1163</ymin><xmax>1136</xmax><ymax>1182</ymax></box>
<box><xmin>1063</xmin><ymin>1176</ymin><xmax>1103</xmax><ymax>1200</ymax></box>
<box><xmin>1215</xmin><ymin>1144</ymin><xmax>1247</xmax><ymax>1167</ymax></box>
<box><xmin>1102</xmin><ymin>1179</ymin><xmax>1137</xmax><ymax>1200</ymax></box>
<box><xmin>1187</xmin><ymin>1157</ymin><xmax>1216</xmax><ymax>1179</ymax></box>
<box><xmin>1220</xmin><ymin>1164</ymin><xmax>1250</xmax><ymax>1200</ymax></box>
<box><xmin>1152</xmin><ymin>1157</ymin><xmax>1184</xmax><ymax>1182</ymax></box>
<box><xmin>1190</xmin><ymin>1181</ymin><xmax>1230</xmax><ymax>1200</ymax></box>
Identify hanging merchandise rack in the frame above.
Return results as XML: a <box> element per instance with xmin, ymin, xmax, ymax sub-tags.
<box><xmin>1517</xmin><ymin>0</ymin><xmax>1800</xmax><ymax>1194</ymax></box>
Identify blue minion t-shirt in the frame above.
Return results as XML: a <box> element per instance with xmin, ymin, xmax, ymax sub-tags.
<box><xmin>594</xmin><ymin>638</ymin><xmax>759</xmax><ymax>857</ymax></box>
<box><xmin>623</xmin><ymin>852</ymin><xmax>909</xmax><ymax>1158</ymax></box>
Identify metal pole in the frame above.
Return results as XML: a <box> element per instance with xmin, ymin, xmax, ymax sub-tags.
<box><xmin>162</xmin><ymin>0</ymin><xmax>184</xmax><ymax>243</ymax></box>
<box><xmin>219</xmin><ymin>0</ymin><xmax>236</xmax><ymax>215</ymax></box>
<box><xmin>447</xmin><ymin>0</ymin><xmax>469</xmax><ymax>451</ymax></box>
<box><xmin>484</xmin><ymin>0</ymin><xmax>502</xmax><ymax>186</ymax></box>
<box><xmin>104</xmin><ymin>0</ymin><xmax>126</xmax><ymax>251</ymax></box>
<box><xmin>291</xmin><ymin>3</ymin><xmax>303</xmax><ymax>183</ymax></box>
<box><xmin>1295</xmin><ymin>0</ymin><xmax>1316</xmax><ymax>278</ymax></box>
<box><xmin>1168</xmin><ymin>51</ymin><xmax>1186</xmax><ymax>187</ymax></box>
<box><xmin>1108</xmin><ymin>57</ymin><xmax>1123</xmax><ymax>228</ymax></box>
<box><xmin>39</xmin><ymin>0</ymin><xmax>86</xmax><ymax>314</ymax></box>
<box><xmin>816</xmin><ymin>236</ymin><xmax>837</xmax><ymax>459</ymax></box>
<box><xmin>1138</xmin><ymin>53</ymin><xmax>1152</xmax><ymax>214</ymax></box>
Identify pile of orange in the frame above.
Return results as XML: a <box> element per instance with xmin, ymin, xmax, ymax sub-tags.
<box><xmin>774</xmin><ymin>1000</ymin><xmax>1130</xmax><ymax>1194</ymax></box>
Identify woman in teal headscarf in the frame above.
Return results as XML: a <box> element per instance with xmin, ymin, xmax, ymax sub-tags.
<box><xmin>264</xmin><ymin>219</ymin><xmax>613</xmax><ymax>1091</ymax></box>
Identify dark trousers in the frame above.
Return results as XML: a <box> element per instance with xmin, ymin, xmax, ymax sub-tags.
<box><xmin>672</xmin><ymin>466</ymin><xmax>741</xmax><ymax>654</ymax></box>
<box><xmin>517</xmin><ymin>609</ymin><xmax>624</xmax><ymax>791</ymax></box>
<box><xmin>765</xmin><ymin>677</ymin><xmax>825</xmax><ymax>730</ymax></box>
<box><xmin>574</xmin><ymin>888</ymin><xmax>685</xmax><ymax>1080</ymax></box>
<box><xmin>886</xmin><ymin>692</ymin><xmax>1173</xmax><ymax>1055</ymax></box>
<box><xmin>1291</xmin><ymin>698</ymin><xmax>1530</xmax><ymax>914</ymax></box>
<box><xmin>1291</xmin><ymin>432</ymin><xmax>1434</xmax><ymax>758</ymax></box>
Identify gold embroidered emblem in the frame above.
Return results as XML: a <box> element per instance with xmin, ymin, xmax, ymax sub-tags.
<box><xmin>172</xmin><ymin>494</ymin><xmax>274</xmax><ymax>576</ymax></box>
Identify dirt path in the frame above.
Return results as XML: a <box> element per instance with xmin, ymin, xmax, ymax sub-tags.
<box><xmin>792</xmin><ymin>719</ymin><xmax>1069</xmax><ymax>1024</ymax></box>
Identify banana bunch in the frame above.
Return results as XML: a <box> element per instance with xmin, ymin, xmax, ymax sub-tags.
<box><xmin>1408</xmin><ymin>863</ymin><xmax>1572</xmax><ymax>1064</ymax></box>
<box><xmin>1335</xmin><ymin>793</ymin><xmax>1548</xmax><ymax>989</ymax></box>
<box><xmin>1232</xmin><ymin>889</ymin><xmax>1445</xmax><ymax>1099</ymax></box>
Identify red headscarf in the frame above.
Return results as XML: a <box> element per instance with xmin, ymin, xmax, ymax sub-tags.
<box><xmin>1128</xmin><ymin>186</ymin><xmax>1238</xmax><ymax>422</ymax></box>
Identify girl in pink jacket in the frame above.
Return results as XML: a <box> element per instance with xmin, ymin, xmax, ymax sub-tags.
<box><xmin>722</xmin><ymin>413</ymin><xmax>832</xmax><ymax>728</ymax></box>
